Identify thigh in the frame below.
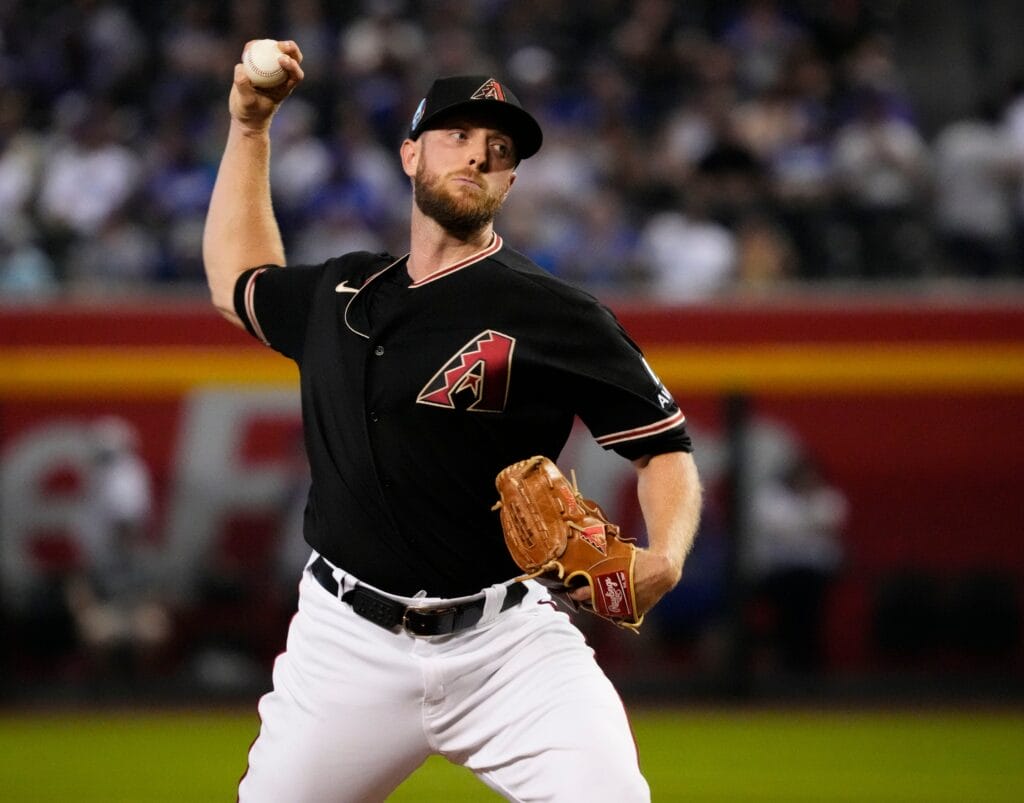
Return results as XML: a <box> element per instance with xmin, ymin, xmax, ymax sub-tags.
<box><xmin>239</xmin><ymin>573</ymin><xmax>431</xmax><ymax>803</ymax></box>
<box><xmin>441</xmin><ymin>605</ymin><xmax>650</xmax><ymax>802</ymax></box>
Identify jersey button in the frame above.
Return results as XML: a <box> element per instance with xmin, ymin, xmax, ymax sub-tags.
<box><xmin>368</xmin><ymin>411</ymin><xmax>380</xmax><ymax>423</ymax></box>
<box><xmin>373</xmin><ymin>345</ymin><xmax>385</xmax><ymax>356</ymax></box>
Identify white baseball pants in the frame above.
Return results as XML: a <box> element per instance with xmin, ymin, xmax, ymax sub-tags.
<box><xmin>237</xmin><ymin>556</ymin><xmax>650</xmax><ymax>802</ymax></box>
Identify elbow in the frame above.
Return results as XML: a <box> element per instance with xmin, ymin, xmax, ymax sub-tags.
<box><xmin>205</xmin><ymin>272</ymin><xmax>246</xmax><ymax>329</ymax></box>
<box><xmin>214</xmin><ymin>298</ymin><xmax>245</xmax><ymax>329</ymax></box>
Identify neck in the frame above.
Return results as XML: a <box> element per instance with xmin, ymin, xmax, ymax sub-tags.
<box><xmin>406</xmin><ymin>209</ymin><xmax>494</xmax><ymax>283</ymax></box>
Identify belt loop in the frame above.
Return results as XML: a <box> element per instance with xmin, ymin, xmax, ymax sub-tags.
<box><xmin>331</xmin><ymin>565</ymin><xmax>346</xmax><ymax>600</ymax></box>
<box><xmin>477</xmin><ymin>583</ymin><xmax>507</xmax><ymax>627</ymax></box>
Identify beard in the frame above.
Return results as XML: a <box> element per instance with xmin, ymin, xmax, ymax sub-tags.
<box><xmin>413</xmin><ymin>157</ymin><xmax>506</xmax><ymax>238</ymax></box>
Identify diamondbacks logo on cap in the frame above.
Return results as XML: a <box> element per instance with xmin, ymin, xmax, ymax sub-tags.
<box><xmin>471</xmin><ymin>78</ymin><xmax>506</xmax><ymax>102</ymax></box>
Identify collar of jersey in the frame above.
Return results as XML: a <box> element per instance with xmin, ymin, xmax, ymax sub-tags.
<box><xmin>343</xmin><ymin>233</ymin><xmax>503</xmax><ymax>339</ymax></box>
<box><xmin>406</xmin><ymin>232</ymin><xmax>503</xmax><ymax>287</ymax></box>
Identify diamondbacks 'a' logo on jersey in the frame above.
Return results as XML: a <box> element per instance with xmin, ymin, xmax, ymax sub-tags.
<box><xmin>417</xmin><ymin>330</ymin><xmax>515</xmax><ymax>412</ymax></box>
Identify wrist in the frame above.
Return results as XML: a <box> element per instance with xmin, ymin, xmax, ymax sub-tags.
<box><xmin>642</xmin><ymin>548</ymin><xmax>684</xmax><ymax>589</ymax></box>
<box><xmin>231</xmin><ymin>117</ymin><xmax>272</xmax><ymax>138</ymax></box>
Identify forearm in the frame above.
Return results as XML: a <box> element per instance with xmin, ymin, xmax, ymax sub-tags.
<box><xmin>203</xmin><ymin>42</ymin><xmax>304</xmax><ymax>325</ymax></box>
<box><xmin>635</xmin><ymin>450</ymin><xmax>702</xmax><ymax>589</ymax></box>
<box><xmin>202</xmin><ymin>120</ymin><xmax>284</xmax><ymax>326</ymax></box>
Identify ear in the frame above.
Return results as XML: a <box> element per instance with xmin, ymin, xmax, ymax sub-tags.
<box><xmin>503</xmin><ymin>170</ymin><xmax>517</xmax><ymax>200</ymax></box>
<box><xmin>400</xmin><ymin>138</ymin><xmax>419</xmax><ymax>178</ymax></box>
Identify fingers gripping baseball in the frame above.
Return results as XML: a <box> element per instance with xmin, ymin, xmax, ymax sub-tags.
<box><xmin>229</xmin><ymin>40</ymin><xmax>304</xmax><ymax>130</ymax></box>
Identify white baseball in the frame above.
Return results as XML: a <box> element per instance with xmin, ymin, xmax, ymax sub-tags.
<box><xmin>243</xmin><ymin>39</ymin><xmax>287</xmax><ymax>88</ymax></box>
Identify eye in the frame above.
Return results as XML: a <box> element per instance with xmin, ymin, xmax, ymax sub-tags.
<box><xmin>491</xmin><ymin>140</ymin><xmax>513</xmax><ymax>160</ymax></box>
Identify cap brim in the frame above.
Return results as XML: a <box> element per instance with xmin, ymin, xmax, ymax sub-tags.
<box><xmin>412</xmin><ymin>99</ymin><xmax>543</xmax><ymax>161</ymax></box>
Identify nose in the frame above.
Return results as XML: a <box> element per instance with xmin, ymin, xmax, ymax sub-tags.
<box><xmin>466</xmin><ymin>132</ymin><xmax>490</xmax><ymax>170</ymax></box>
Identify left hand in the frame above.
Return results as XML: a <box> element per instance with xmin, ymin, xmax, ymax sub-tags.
<box><xmin>568</xmin><ymin>546</ymin><xmax>682</xmax><ymax>616</ymax></box>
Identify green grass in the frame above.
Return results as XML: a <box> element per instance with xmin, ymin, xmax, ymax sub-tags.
<box><xmin>0</xmin><ymin>707</ymin><xmax>1021</xmax><ymax>801</ymax></box>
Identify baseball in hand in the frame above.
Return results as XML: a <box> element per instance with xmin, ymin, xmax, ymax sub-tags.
<box><xmin>243</xmin><ymin>39</ymin><xmax>287</xmax><ymax>88</ymax></box>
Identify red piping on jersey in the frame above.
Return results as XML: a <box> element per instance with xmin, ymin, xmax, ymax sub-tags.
<box><xmin>245</xmin><ymin>268</ymin><xmax>270</xmax><ymax>345</ymax></box>
<box><xmin>595</xmin><ymin>409</ymin><xmax>686</xmax><ymax>447</ymax></box>
<box><xmin>343</xmin><ymin>234</ymin><xmax>504</xmax><ymax>339</ymax></box>
<box><xmin>408</xmin><ymin>233</ymin><xmax>503</xmax><ymax>287</ymax></box>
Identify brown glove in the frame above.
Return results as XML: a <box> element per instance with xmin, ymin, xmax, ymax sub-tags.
<box><xmin>492</xmin><ymin>455</ymin><xmax>643</xmax><ymax>631</ymax></box>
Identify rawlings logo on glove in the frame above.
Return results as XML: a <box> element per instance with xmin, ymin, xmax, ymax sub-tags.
<box><xmin>492</xmin><ymin>455</ymin><xmax>643</xmax><ymax>631</ymax></box>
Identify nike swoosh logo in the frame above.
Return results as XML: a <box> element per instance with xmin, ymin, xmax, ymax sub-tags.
<box><xmin>335</xmin><ymin>281</ymin><xmax>360</xmax><ymax>294</ymax></box>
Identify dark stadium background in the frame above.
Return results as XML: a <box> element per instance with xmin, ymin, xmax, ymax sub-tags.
<box><xmin>0</xmin><ymin>2</ymin><xmax>1023</xmax><ymax>799</ymax></box>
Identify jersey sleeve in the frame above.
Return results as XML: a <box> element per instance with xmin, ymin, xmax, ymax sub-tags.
<box><xmin>557</xmin><ymin>300</ymin><xmax>692</xmax><ymax>461</ymax></box>
<box><xmin>233</xmin><ymin>263</ymin><xmax>324</xmax><ymax>362</ymax></box>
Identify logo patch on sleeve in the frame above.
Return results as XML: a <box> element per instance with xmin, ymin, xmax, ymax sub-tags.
<box><xmin>641</xmin><ymin>356</ymin><xmax>677</xmax><ymax>410</ymax></box>
<box><xmin>417</xmin><ymin>330</ymin><xmax>515</xmax><ymax>412</ymax></box>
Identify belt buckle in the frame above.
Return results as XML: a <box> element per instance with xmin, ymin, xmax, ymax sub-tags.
<box><xmin>347</xmin><ymin>585</ymin><xmax>406</xmax><ymax>630</ymax></box>
<box><xmin>404</xmin><ymin>605</ymin><xmax>460</xmax><ymax>636</ymax></box>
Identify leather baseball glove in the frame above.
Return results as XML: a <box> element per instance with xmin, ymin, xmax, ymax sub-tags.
<box><xmin>492</xmin><ymin>455</ymin><xmax>643</xmax><ymax>631</ymax></box>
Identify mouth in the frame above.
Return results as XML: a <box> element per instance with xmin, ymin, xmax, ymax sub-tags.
<box><xmin>450</xmin><ymin>174</ymin><xmax>484</xmax><ymax>189</ymax></box>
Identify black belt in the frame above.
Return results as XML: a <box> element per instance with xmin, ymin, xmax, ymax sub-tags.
<box><xmin>309</xmin><ymin>556</ymin><xmax>527</xmax><ymax>636</ymax></box>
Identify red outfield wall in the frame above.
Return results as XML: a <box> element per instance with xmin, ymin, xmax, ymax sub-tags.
<box><xmin>1</xmin><ymin>297</ymin><xmax>1022</xmax><ymax>671</ymax></box>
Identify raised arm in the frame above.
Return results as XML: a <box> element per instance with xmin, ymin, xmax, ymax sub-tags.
<box><xmin>202</xmin><ymin>40</ymin><xmax>304</xmax><ymax>327</ymax></box>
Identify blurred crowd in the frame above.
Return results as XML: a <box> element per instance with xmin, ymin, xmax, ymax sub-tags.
<box><xmin>2</xmin><ymin>0</ymin><xmax>1024</xmax><ymax>300</ymax></box>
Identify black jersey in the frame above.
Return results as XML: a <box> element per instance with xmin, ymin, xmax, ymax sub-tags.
<box><xmin>234</xmin><ymin>234</ymin><xmax>691</xmax><ymax>597</ymax></box>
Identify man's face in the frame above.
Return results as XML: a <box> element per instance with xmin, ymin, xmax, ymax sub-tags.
<box><xmin>406</xmin><ymin>116</ymin><xmax>518</xmax><ymax>236</ymax></box>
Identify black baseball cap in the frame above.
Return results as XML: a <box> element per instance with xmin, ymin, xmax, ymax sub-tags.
<box><xmin>408</xmin><ymin>75</ymin><xmax>543</xmax><ymax>161</ymax></box>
